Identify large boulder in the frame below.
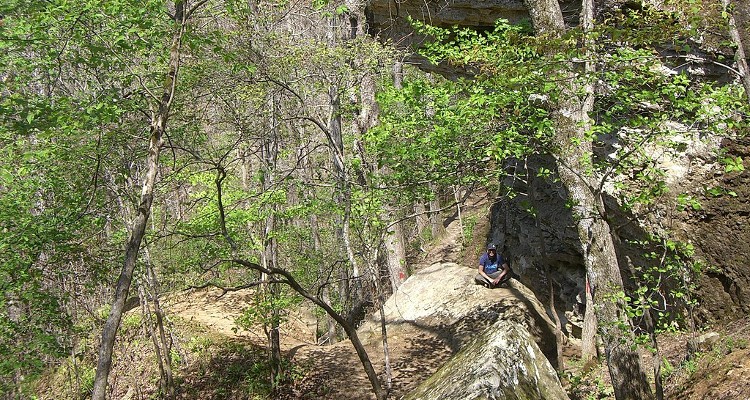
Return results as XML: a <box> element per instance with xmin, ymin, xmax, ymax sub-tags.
<box><xmin>358</xmin><ymin>262</ymin><xmax>565</xmax><ymax>397</ymax></box>
<box><xmin>404</xmin><ymin>321</ymin><xmax>570</xmax><ymax>400</ymax></box>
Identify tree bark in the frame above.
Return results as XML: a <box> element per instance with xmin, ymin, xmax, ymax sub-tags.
<box><xmin>303</xmin><ymin>152</ymin><xmax>338</xmax><ymax>344</ymax></box>
<box><xmin>523</xmin><ymin>0</ymin><xmax>654</xmax><ymax>398</ymax></box>
<box><xmin>579</xmin><ymin>0</ymin><xmax>599</xmax><ymax>365</ymax></box>
<box><xmin>722</xmin><ymin>0</ymin><xmax>750</xmax><ymax>102</ymax></box>
<box><xmin>581</xmin><ymin>276</ymin><xmax>599</xmax><ymax>362</ymax></box>
<box><xmin>139</xmin><ymin>248</ymin><xmax>174</xmax><ymax>399</ymax></box>
<box><xmin>91</xmin><ymin>2</ymin><xmax>197</xmax><ymax>398</ymax></box>
<box><xmin>383</xmin><ymin>220</ymin><xmax>408</xmax><ymax>289</ymax></box>
<box><xmin>261</xmin><ymin>93</ymin><xmax>282</xmax><ymax>388</ymax></box>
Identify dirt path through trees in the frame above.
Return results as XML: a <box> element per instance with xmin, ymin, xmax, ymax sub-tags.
<box><xmin>166</xmin><ymin>191</ymin><xmax>492</xmax><ymax>399</ymax></box>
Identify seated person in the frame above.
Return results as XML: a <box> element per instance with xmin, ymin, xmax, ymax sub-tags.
<box><xmin>475</xmin><ymin>244</ymin><xmax>510</xmax><ymax>288</ymax></box>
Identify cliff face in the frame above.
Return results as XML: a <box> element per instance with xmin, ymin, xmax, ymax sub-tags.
<box><xmin>489</xmin><ymin>142</ymin><xmax>750</xmax><ymax>328</ymax></box>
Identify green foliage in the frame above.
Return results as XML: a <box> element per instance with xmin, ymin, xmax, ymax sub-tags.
<box><xmin>366</xmin><ymin>19</ymin><xmax>557</xmax><ymax>204</ymax></box>
<box><xmin>1</xmin><ymin>0</ymin><xmax>747</xmax><ymax>397</ymax></box>
<box><xmin>704</xmin><ymin>186</ymin><xmax>737</xmax><ymax>198</ymax></box>
<box><xmin>120</xmin><ymin>313</ymin><xmax>143</xmax><ymax>333</ymax></box>
<box><xmin>624</xmin><ymin>237</ymin><xmax>701</xmax><ymax>337</ymax></box>
<box><xmin>187</xmin><ymin>336</ymin><xmax>214</xmax><ymax>358</ymax></box>
<box><xmin>720</xmin><ymin>156</ymin><xmax>745</xmax><ymax>173</ymax></box>
<box><xmin>676</xmin><ymin>193</ymin><xmax>703</xmax><ymax>211</ymax></box>
<box><xmin>563</xmin><ymin>362</ymin><xmax>615</xmax><ymax>400</ymax></box>
<box><xmin>235</xmin><ymin>289</ymin><xmax>302</xmax><ymax>332</ymax></box>
<box><xmin>682</xmin><ymin>355</ymin><xmax>700</xmax><ymax>376</ymax></box>
<box><xmin>660</xmin><ymin>357</ymin><xmax>674</xmax><ymax>379</ymax></box>
<box><xmin>0</xmin><ymin>0</ymin><xmax>205</xmax><ymax>394</ymax></box>
<box><xmin>241</xmin><ymin>356</ymin><xmax>308</xmax><ymax>398</ymax></box>
<box><xmin>461</xmin><ymin>215</ymin><xmax>478</xmax><ymax>246</ymax></box>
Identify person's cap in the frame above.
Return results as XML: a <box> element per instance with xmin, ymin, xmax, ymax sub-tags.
<box><xmin>487</xmin><ymin>244</ymin><xmax>496</xmax><ymax>250</ymax></box>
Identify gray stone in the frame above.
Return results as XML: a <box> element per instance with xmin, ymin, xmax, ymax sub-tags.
<box><xmin>358</xmin><ymin>263</ymin><xmax>567</xmax><ymax>399</ymax></box>
<box><xmin>403</xmin><ymin>320</ymin><xmax>570</xmax><ymax>400</ymax></box>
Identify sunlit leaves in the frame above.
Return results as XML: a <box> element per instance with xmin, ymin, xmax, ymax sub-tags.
<box><xmin>0</xmin><ymin>0</ymin><xmax>190</xmax><ymax>394</ymax></box>
<box><xmin>367</xmin><ymin>20</ymin><xmax>555</xmax><ymax>201</ymax></box>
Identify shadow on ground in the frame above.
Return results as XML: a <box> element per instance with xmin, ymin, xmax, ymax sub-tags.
<box><xmin>176</xmin><ymin>339</ymin><xmax>269</xmax><ymax>400</ymax></box>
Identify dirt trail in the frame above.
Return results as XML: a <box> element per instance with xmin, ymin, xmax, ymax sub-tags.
<box><xmin>166</xmin><ymin>190</ymin><xmax>492</xmax><ymax>399</ymax></box>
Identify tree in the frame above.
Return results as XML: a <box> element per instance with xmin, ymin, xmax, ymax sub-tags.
<box><xmin>92</xmin><ymin>1</ymin><xmax>207</xmax><ymax>399</ymax></box>
<box><xmin>0</xmin><ymin>0</ymin><xmax>168</xmax><ymax>395</ymax></box>
<box><xmin>385</xmin><ymin>1</ymin><xmax>747</xmax><ymax>398</ymax></box>
<box><xmin>721</xmin><ymin>0</ymin><xmax>750</xmax><ymax>101</ymax></box>
<box><xmin>522</xmin><ymin>1</ymin><xmax>654</xmax><ymax>398</ymax></box>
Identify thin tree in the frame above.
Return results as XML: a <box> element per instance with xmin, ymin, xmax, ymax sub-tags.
<box><xmin>721</xmin><ymin>0</ymin><xmax>750</xmax><ymax>102</ymax></box>
<box><xmin>91</xmin><ymin>2</ymin><xmax>206</xmax><ymax>399</ymax></box>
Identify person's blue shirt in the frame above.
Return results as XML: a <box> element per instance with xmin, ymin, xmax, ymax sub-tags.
<box><xmin>479</xmin><ymin>252</ymin><xmax>504</xmax><ymax>274</ymax></box>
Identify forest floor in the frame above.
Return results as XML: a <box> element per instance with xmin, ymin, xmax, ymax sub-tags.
<box><xmin>160</xmin><ymin>190</ymin><xmax>750</xmax><ymax>400</ymax></box>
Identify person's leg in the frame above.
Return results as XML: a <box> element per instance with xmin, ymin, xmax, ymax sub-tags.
<box><xmin>475</xmin><ymin>273</ymin><xmax>491</xmax><ymax>287</ymax></box>
<box><xmin>498</xmin><ymin>270</ymin><xmax>512</xmax><ymax>284</ymax></box>
<box><xmin>485</xmin><ymin>271</ymin><xmax>502</xmax><ymax>288</ymax></box>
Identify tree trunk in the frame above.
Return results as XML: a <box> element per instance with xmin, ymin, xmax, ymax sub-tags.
<box><xmin>581</xmin><ymin>276</ymin><xmax>599</xmax><ymax>362</ymax></box>
<box><xmin>722</xmin><ymin>0</ymin><xmax>750</xmax><ymax>102</ymax></box>
<box><xmin>262</xmin><ymin>94</ymin><xmax>282</xmax><ymax>388</ymax></box>
<box><xmin>138</xmin><ymin>248</ymin><xmax>174</xmax><ymax>399</ymax></box>
<box><xmin>579</xmin><ymin>0</ymin><xmax>599</xmax><ymax>365</ymax></box>
<box><xmin>91</xmin><ymin>4</ymin><xmax>197</xmax><ymax>398</ymax></box>
<box><xmin>392</xmin><ymin>60</ymin><xmax>404</xmax><ymax>90</ymax></box>
<box><xmin>383</xmin><ymin>220</ymin><xmax>408</xmax><ymax>289</ymax></box>
<box><xmin>524</xmin><ymin>0</ymin><xmax>654</xmax><ymax>398</ymax></box>
<box><xmin>92</xmin><ymin>120</ymin><xmax>162</xmax><ymax>400</ymax></box>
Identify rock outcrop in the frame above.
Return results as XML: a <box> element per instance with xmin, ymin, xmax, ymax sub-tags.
<box><xmin>359</xmin><ymin>262</ymin><xmax>567</xmax><ymax>398</ymax></box>
<box><xmin>490</xmin><ymin>137</ymin><xmax>750</xmax><ymax>326</ymax></box>
<box><xmin>404</xmin><ymin>321</ymin><xmax>569</xmax><ymax>400</ymax></box>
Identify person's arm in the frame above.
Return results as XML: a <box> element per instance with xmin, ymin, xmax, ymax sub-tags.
<box><xmin>491</xmin><ymin>255</ymin><xmax>510</xmax><ymax>285</ymax></box>
<box><xmin>478</xmin><ymin>264</ymin><xmax>493</xmax><ymax>282</ymax></box>
<box><xmin>493</xmin><ymin>262</ymin><xmax>510</xmax><ymax>284</ymax></box>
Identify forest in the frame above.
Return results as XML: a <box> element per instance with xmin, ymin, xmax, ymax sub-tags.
<box><xmin>1</xmin><ymin>0</ymin><xmax>749</xmax><ymax>399</ymax></box>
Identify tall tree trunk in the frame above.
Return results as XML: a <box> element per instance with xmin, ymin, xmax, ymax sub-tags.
<box><xmin>326</xmin><ymin>11</ymin><xmax>368</xmax><ymax>326</ymax></box>
<box><xmin>524</xmin><ymin>0</ymin><xmax>654</xmax><ymax>399</ymax></box>
<box><xmin>138</xmin><ymin>248</ymin><xmax>174</xmax><ymax>399</ymax></box>
<box><xmin>580</xmin><ymin>0</ymin><xmax>599</xmax><ymax>364</ymax></box>
<box><xmin>581</xmin><ymin>276</ymin><xmax>599</xmax><ymax>362</ymax></box>
<box><xmin>722</xmin><ymin>0</ymin><xmax>750</xmax><ymax>102</ymax></box>
<box><xmin>383</xmin><ymin>220</ymin><xmax>408</xmax><ymax>289</ymax></box>
<box><xmin>262</xmin><ymin>94</ymin><xmax>282</xmax><ymax>388</ymax></box>
<box><xmin>303</xmin><ymin>153</ymin><xmax>338</xmax><ymax>344</ymax></box>
<box><xmin>91</xmin><ymin>3</ymin><xmax>197</xmax><ymax>397</ymax></box>
<box><xmin>348</xmin><ymin>2</ymin><xmax>397</xmax><ymax>390</ymax></box>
